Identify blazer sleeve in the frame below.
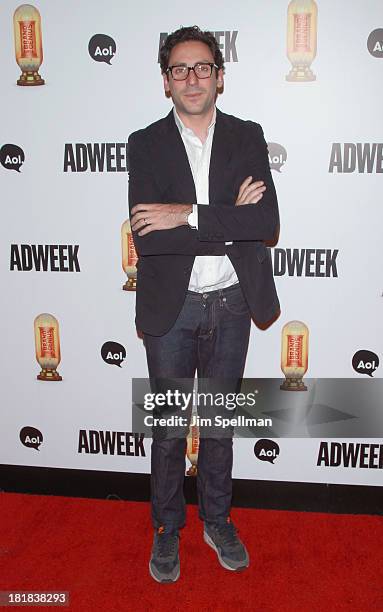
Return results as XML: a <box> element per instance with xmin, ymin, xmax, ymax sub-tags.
<box><xmin>197</xmin><ymin>123</ymin><xmax>279</xmax><ymax>243</ymax></box>
<box><xmin>128</xmin><ymin>130</ymin><xmax>226</xmax><ymax>257</ymax></box>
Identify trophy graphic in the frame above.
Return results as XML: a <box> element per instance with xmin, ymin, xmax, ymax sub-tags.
<box><xmin>280</xmin><ymin>320</ymin><xmax>309</xmax><ymax>391</ymax></box>
<box><xmin>13</xmin><ymin>4</ymin><xmax>45</xmax><ymax>86</ymax></box>
<box><xmin>34</xmin><ymin>313</ymin><xmax>62</xmax><ymax>381</ymax></box>
<box><xmin>286</xmin><ymin>0</ymin><xmax>318</xmax><ymax>82</ymax></box>
<box><xmin>186</xmin><ymin>409</ymin><xmax>199</xmax><ymax>476</ymax></box>
<box><xmin>121</xmin><ymin>219</ymin><xmax>138</xmax><ymax>291</ymax></box>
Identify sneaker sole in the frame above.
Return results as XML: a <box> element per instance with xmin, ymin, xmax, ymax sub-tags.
<box><xmin>149</xmin><ymin>560</ymin><xmax>180</xmax><ymax>584</ymax></box>
<box><xmin>203</xmin><ymin>531</ymin><xmax>249</xmax><ymax>571</ymax></box>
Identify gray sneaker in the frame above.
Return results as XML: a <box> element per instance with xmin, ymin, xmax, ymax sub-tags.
<box><xmin>149</xmin><ymin>526</ymin><xmax>180</xmax><ymax>583</ymax></box>
<box><xmin>204</xmin><ymin>517</ymin><xmax>249</xmax><ymax>571</ymax></box>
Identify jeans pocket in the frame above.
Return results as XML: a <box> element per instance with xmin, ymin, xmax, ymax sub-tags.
<box><xmin>222</xmin><ymin>293</ymin><xmax>249</xmax><ymax>316</ymax></box>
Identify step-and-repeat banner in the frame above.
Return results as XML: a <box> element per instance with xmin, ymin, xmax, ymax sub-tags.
<box><xmin>1</xmin><ymin>0</ymin><xmax>382</xmax><ymax>489</ymax></box>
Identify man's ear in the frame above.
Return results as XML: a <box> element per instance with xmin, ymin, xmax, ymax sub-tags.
<box><xmin>163</xmin><ymin>72</ymin><xmax>170</xmax><ymax>93</ymax></box>
<box><xmin>217</xmin><ymin>68</ymin><xmax>224</xmax><ymax>92</ymax></box>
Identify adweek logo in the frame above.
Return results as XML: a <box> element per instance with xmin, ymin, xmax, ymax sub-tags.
<box><xmin>352</xmin><ymin>350</ymin><xmax>379</xmax><ymax>377</ymax></box>
<box><xmin>317</xmin><ymin>442</ymin><xmax>383</xmax><ymax>469</ymax></box>
<box><xmin>63</xmin><ymin>143</ymin><xmax>128</xmax><ymax>172</ymax></box>
<box><xmin>10</xmin><ymin>244</ymin><xmax>80</xmax><ymax>272</ymax></box>
<box><xmin>273</xmin><ymin>248</ymin><xmax>338</xmax><ymax>277</ymax></box>
<box><xmin>254</xmin><ymin>439</ymin><xmax>280</xmax><ymax>464</ymax></box>
<box><xmin>367</xmin><ymin>29</ymin><xmax>383</xmax><ymax>58</ymax></box>
<box><xmin>101</xmin><ymin>341</ymin><xmax>126</xmax><ymax>368</ymax></box>
<box><xmin>268</xmin><ymin>143</ymin><xmax>287</xmax><ymax>172</ymax></box>
<box><xmin>158</xmin><ymin>31</ymin><xmax>238</xmax><ymax>62</ymax></box>
<box><xmin>78</xmin><ymin>430</ymin><xmax>146</xmax><ymax>456</ymax></box>
<box><xmin>88</xmin><ymin>34</ymin><xmax>116</xmax><ymax>64</ymax></box>
<box><xmin>0</xmin><ymin>144</ymin><xmax>25</xmax><ymax>172</ymax></box>
<box><xmin>20</xmin><ymin>426</ymin><xmax>43</xmax><ymax>451</ymax></box>
<box><xmin>329</xmin><ymin>143</ymin><xmax>383</xmax><ymax>173</ymax></box>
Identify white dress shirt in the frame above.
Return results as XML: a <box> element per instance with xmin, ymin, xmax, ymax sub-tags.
<box><xmin>173</xmin><ymin>107</ymin><xmax>239</xmax><ymax>293</ymax></box>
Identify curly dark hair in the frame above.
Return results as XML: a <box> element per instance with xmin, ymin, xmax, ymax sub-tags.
<box><xmin>159</xmin><ymin>25</ymin><xmax>225</xmax><ymax>75</ymax></box>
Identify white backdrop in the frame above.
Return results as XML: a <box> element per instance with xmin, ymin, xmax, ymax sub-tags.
<box><xmin>1</xmin><ymin>0</ymin><xmax>382</xmax><ymax>488</ymax></box>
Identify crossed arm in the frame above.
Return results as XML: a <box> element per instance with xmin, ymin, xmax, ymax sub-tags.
<box><xmin>128</xmin><ymin>123</ymin><xmax>279</xmax><ymax>256</ymax></box>
<box><xmin>131</xmin><ymin>175</ymin><xmax>265</xmax><ymax>235</ymax></box>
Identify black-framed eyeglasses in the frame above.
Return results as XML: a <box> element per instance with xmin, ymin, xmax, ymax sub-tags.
<box><xmin>167</xmin><ymin>62</ymin><xmax>218</xmax><ymax>81</ymax></box>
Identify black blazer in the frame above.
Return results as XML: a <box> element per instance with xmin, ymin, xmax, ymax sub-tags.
<box><xmin>128</xmin><ymin>108</ymin><xmax>280</xmax><ymax>336</ymax></box>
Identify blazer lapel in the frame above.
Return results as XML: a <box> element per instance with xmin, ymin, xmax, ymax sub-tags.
<box><xmin>209</xmin><ymin>108</ymin><xmax>233</xmax><ymax>205</ymax></box>
<box><xmin>163</xmin><ymin>110</ymin><xmax>197</xmax><ymax>204</ymax></box>
<box><xmin>161</xmin><ymin>108</ymin><xmax>233</xmax><ymax>206</ymax></box>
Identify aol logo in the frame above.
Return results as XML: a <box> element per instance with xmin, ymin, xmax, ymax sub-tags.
<box><xmin>367</xmin><ymin>29</ymin><xmax>383</xmax><ymax>58</ymax></box>
<box><xmin>357</xmin><ymin>360</ymin><xmax>377</xmax><ymax>372</ymax></box>
<box><xmin>88</xmin><ymin>34</ymin><xmax>117</xmax><ymax>65</ymax></box>
<box><xmin>260</xmin><ymin>448</ymin><xmax>277</xmax><ymax>458</ymax></box>
<box><xmin>26</xmin><ymin>435</ymin><xmax>41</xmax><ymax>443</ymax></box>
<box><xmin>101</xmin><ymin>341</ymin><xmax>126</xmax><ymax>368</ymax></box>
<box><xmin>94</xmin><ymin>46</ymin><xmax>114</xmax><ymax>57</ymax></box>
<box><xmin>20</xmin><ymin>426</ymin><xmax>43</xmax><ymax>451</ymax></box>
<box><xmin>352</xmin><ymin>350</ymin><xmax>379</xmax><ymax>377</ymax></box>
<box><xmin>254</xmin><ymin>439</ymin><xmax>280</xmax><ymax>464</ymax></box>
<box><xmin>267</xmin><ymin>142</ymin><xmax>287</xmax><ymax>173</ymax></box>
<box><xmin>107</xmin><ymin>351</ymin><xmax>123</xmax><ymax>359</ymax></box>
<box><xmin>6</xmin><ymin>155</ymin><xmax>22</xmax><ymax>164</ymax></box>
<box><xmin>0</xmin><ymin>144</ymin><xmax>25</xmax><ymax>172</ymax></box>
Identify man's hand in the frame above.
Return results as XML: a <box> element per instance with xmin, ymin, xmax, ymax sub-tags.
<box><xmin>236</xmin><ymin>176</ymin><xmax>266</xmax><ymax>206</ymax></box>
<box><xmin>130</xmin><ymin>203</ymin><xmax>192</xmax><ymax>236</ymax></box>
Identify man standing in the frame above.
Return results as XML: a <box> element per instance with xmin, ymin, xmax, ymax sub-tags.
<box><xmin>129</xmin><ymin>26</ymin><xmax>280</xmax><ymax>583</ymax></box>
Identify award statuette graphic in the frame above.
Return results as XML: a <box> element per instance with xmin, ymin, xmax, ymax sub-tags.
<box><xmin>280</xmin><ymin>320</ymin><xmax>309</xmax><ymax>391</ymax></box>
<box><xmin>286</xmin><ymin>0</ymin><xmax>318</xmax><ymax>82</ymax></box>
<box><xmin>34</xmin><ymin>314</ymin><xmax>62</xmax><ymax>381</ymax></box>
<box><xmin>13</xmin><ymin>4</ymin><xmax>45</xmax><ymax>86</ymax></box>
<box><xmin>186</xmin><ymin>410</ymin><xmax>199</xmax><ymax>476</ymax></box>
<box><xmin>121</xmin><ymin>220</ymin><xmax>138</xmax><ymax>291</ymax></box>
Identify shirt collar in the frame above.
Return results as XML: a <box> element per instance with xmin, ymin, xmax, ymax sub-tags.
<box><xmin>173</xmin><ymin>106</ymin><xmax>216</xmax><ymax>137</ymax></box>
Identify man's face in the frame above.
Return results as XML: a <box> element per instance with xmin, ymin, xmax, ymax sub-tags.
<box><xmin>163</xmin><ymin>40</ymin><xmax>223</xmax><ymax>117</ymax></box>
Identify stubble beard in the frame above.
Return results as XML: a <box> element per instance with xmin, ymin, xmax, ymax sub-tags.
<box><xmin>175</xmin><ymin>89</ymin><xmax>217</xmax><ymax>118</ymax></box>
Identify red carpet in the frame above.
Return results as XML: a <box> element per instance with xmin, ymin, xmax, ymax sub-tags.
<box><xmin>0</xmin><ymin>492</ymin><xmax>382</xmax><ymax>611</ymax></box>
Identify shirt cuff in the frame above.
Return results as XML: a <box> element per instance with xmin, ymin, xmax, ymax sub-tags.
<box><xmin>188</xmin><ymin>204</ymin><xmax>198</xmax><ymax>229</ymax></box>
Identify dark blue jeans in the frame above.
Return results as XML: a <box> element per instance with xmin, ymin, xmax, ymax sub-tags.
<box><xmin>143</xmin><ymin>283</ymin><xmax>251</xmax><ymax>529</ymax></box>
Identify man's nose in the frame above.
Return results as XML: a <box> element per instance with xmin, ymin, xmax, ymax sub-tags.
<box><xmin>186</xmin><ymin>68</ymin><xmax>198</xmax><ymax>85</ymax></box>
